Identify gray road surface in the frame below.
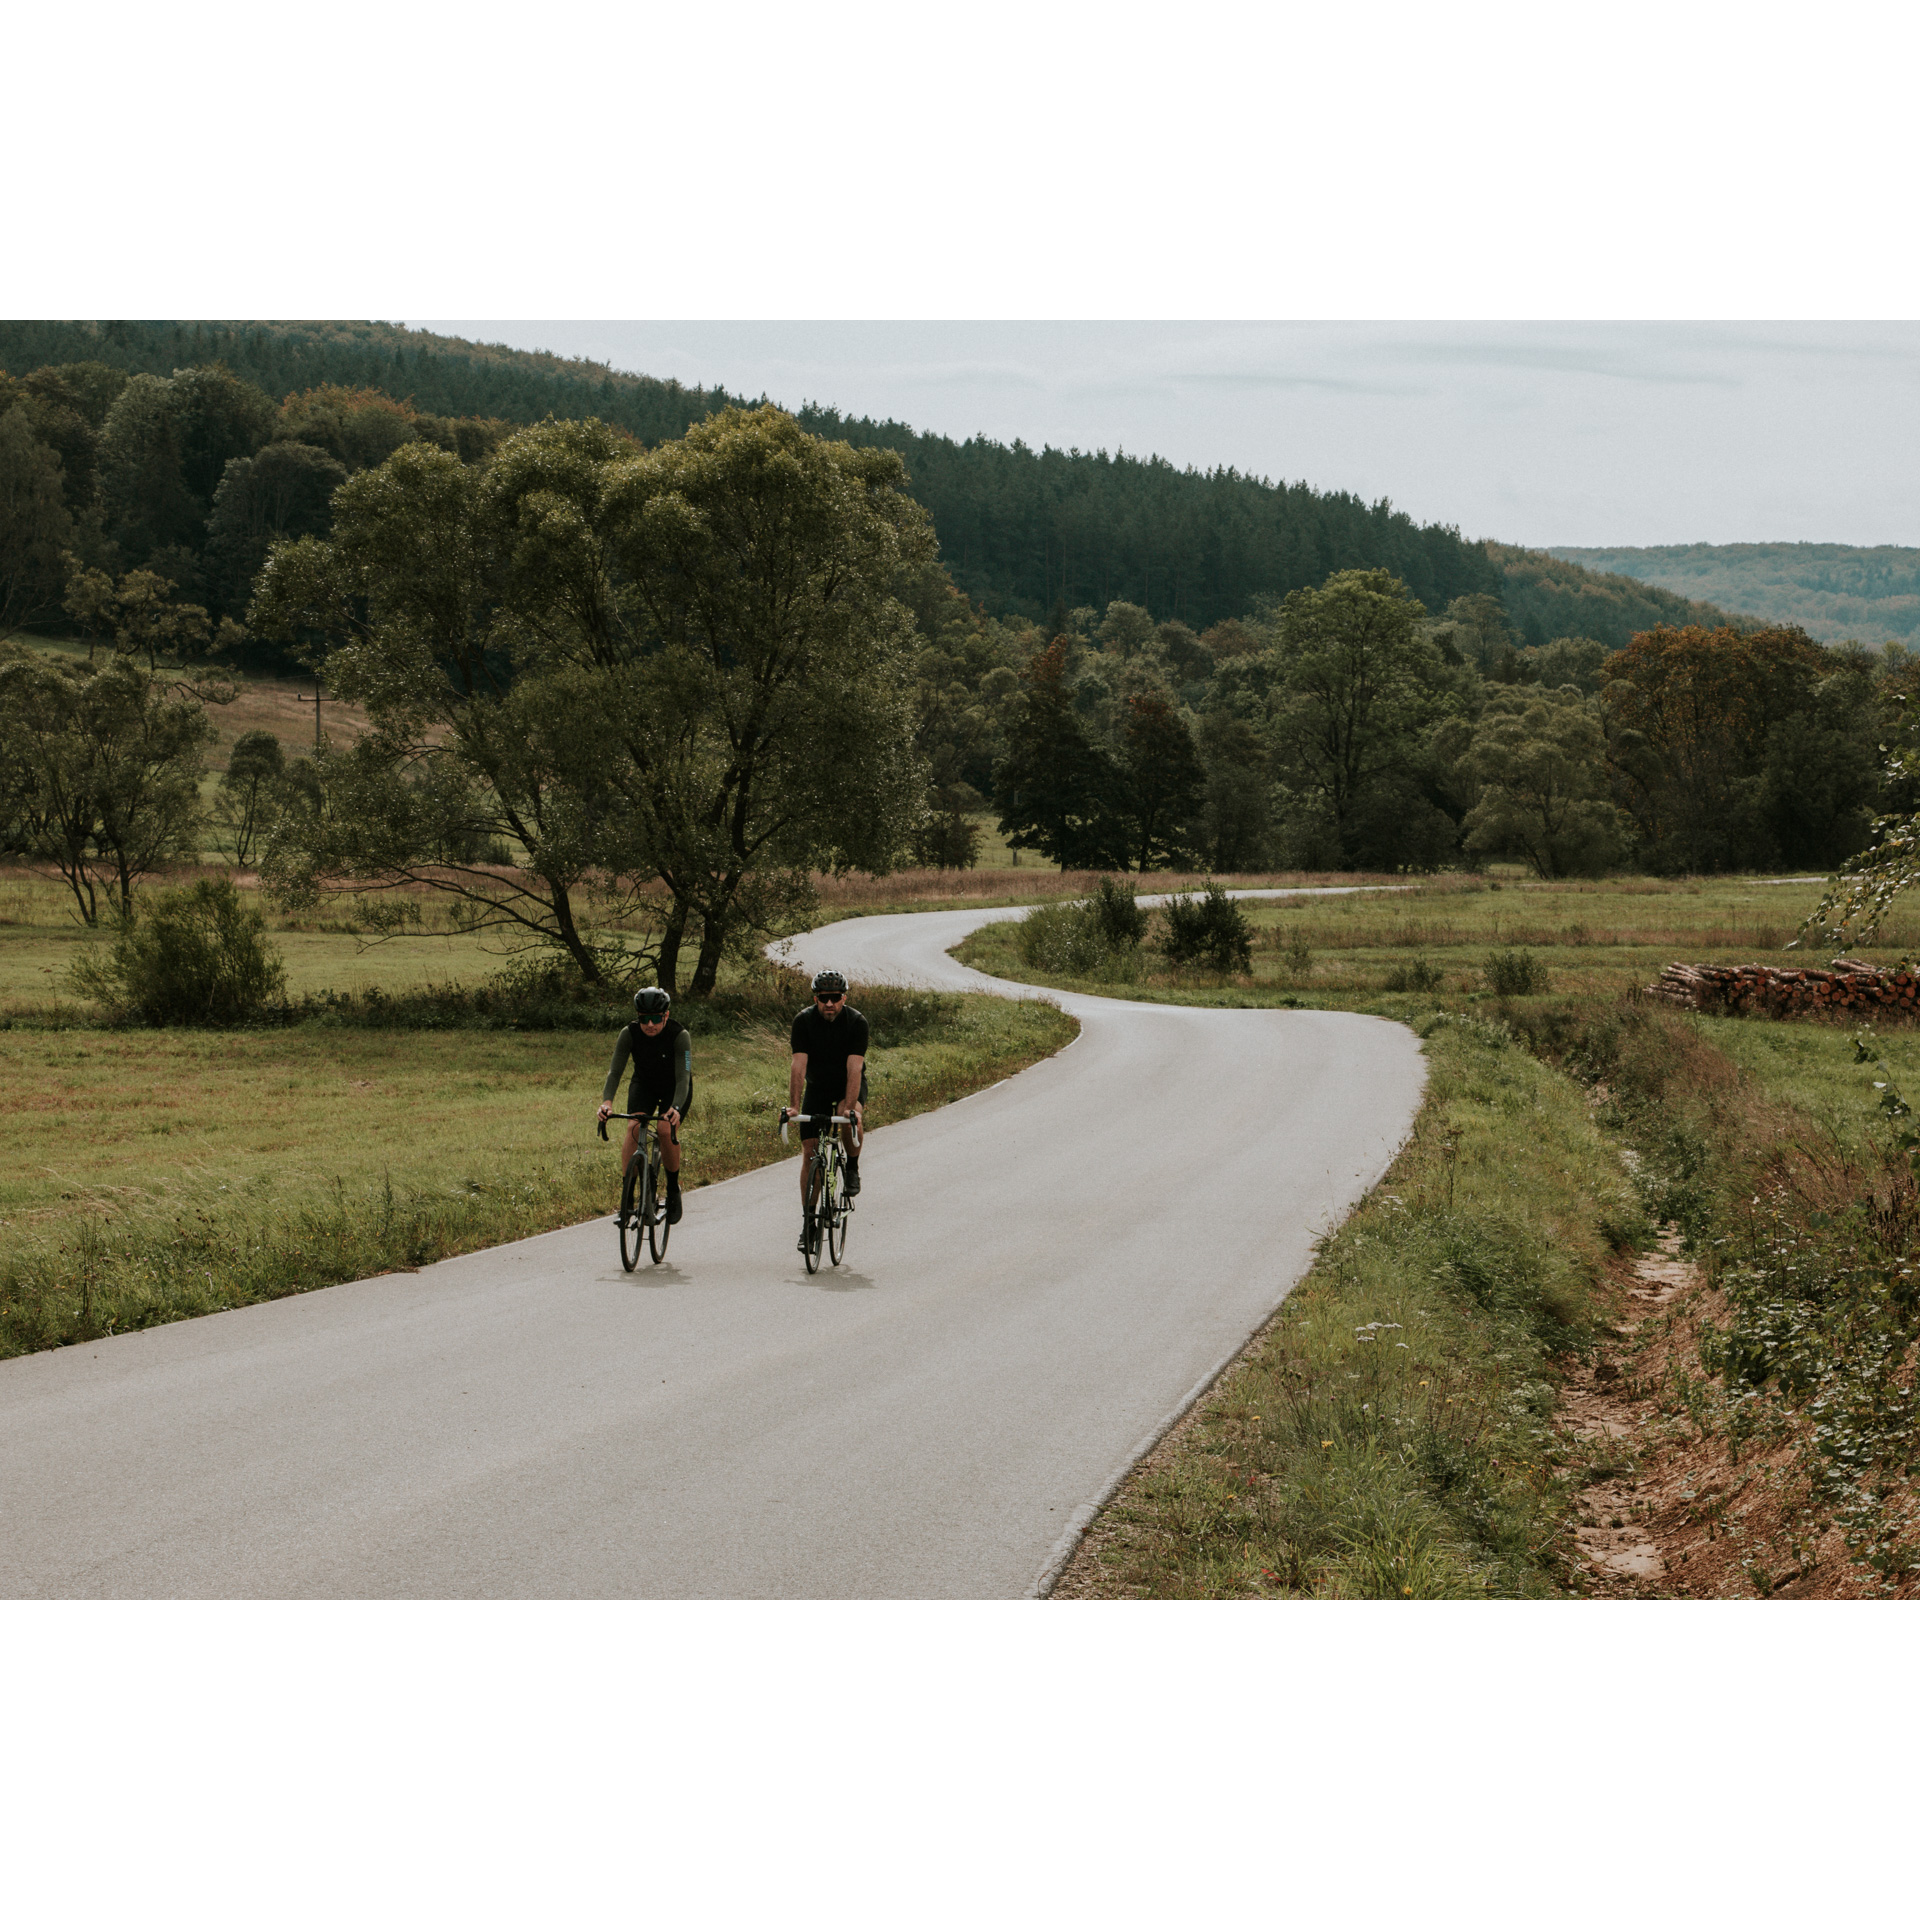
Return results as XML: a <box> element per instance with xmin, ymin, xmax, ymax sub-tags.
<box><xmin>0</xmin><ymin>896</ymin><xmax>1425</xmax><ymax>1598</ymax></box>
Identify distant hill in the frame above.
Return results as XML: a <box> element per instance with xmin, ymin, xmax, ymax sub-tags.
<box><xmin>1548</xmin><ymin>543</ymin><xmax>1920</xmax><ymax>648</ymax></box>
<box><xmin>1490</xmin><ymin>543</ymin><xmax>1747</xmax><ymax>649</ymax></box>
<box><xmin>0</xmin><ymin>319</ymin><xmax>746</xmax><ymax>446</ymax></box>
<box><xmin>12</xmin><ymin>320</ymin><xmax>1769</xmax><ymax>645</ymax></box>
<box><xmin>0</xmin><ymin>320</ymin><xmax>1502</xmax><ymax>629</ymax></box>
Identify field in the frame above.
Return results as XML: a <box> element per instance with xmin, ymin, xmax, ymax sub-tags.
<box><xmin>956</xmin><ymin>870</ymin><xmax>1920</xmax><ymax>1014</ymax></box>
<box><xmin>947</xmin><ymin>868</ymin><xmax>1920</xmax><ymax>1599</ymax></box>
<box><xmin>0</xmin><ymin>860</ymin><xmax>1077</xmax><ymax>1358</ymax></box>
<box><xmin>15</xmin><ymin>844</ymin><xmax>1920</xmax><ymax>1594</ymax></box>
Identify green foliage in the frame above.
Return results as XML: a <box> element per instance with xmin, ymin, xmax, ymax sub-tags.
<box><xmin>994</xmin><ymin>635</ymin><xmax>1132</xmax><ymax>869</ymax></box>
<box><xmin>1119</xmin><ymin>689</ymin><xmax>1203</xmax><ymax>870</ymax></box>
<box><xmin>1092</xmin><ymin>873</ymin><xmax>1145</xmax><ymax>947</ymax></box>
<box><xmin>1268</xmin><ymin>568</ymin><xmax>1460</xmax><ymax>871</ymax></box>
<box><xmin>909</xmin><ymin>805</ymin><xmax>980</xmax><ymax>869</ymax></box>
<box><xmin>1069</xmin><ymin>1022</ymin><xmax>1623</xmax><ymax>1598</ymax></box>
<box><xmin>1493</xmin><ymin>541</ymin><xmax>1746</xmax><ymax>649</ymax></box>
<box><xmin>214</xmin><ymin>728</ymin><xmax>289</xmax><ymax>867</ymax></box>
<box><xmin>253</xmin><ymin>407</ymin><xmax>934</xmax><ymax>995</ymax></box>
<box><xmin>0</xmin><ymin>650</ymin><xmax>213</xmax><ymax>922</ymax></box>
<box><xmin>68</xmin><ymin>876</ymin><xmax>286</xmax><ymax>1025</ymax></box>
<box><xmin>1018</xmin><ymin>899</ymin><xmax>1110</xmax><ymax>974</ymax></box>
<box><xmin>1461</xmin><ymin>686</ymin><xmax>1623</xmax><ymax>878</ymax></box>
<box><xmin>1483</xmin><ymin>948</ymin><xmax>1549</xmax><ymax>995</ymax></box>
<box><xmin>1603</xmin><ymin>622</ymin><xmax>1861</xmax><ymax>875</ymax></box>
<box><xmin>0</xmin><ymin>323</ymin><xmax>1505</xmax><ymax>634</ymax></box>
<box><xmin>1551</xmin><ymin>541</ymin><xmax>1920</xmax><ymax>650</ymax></box>
<box><xmin>0</xmin><ymin>979</ymin><xmax>1076</xmax><ymax>1359</ymax></box>
<box><xmin>0</xmin><ymin>405</ymin><xmax>73</xmax><ymax>628</ymax></box>
<box><xmin>204</xmin><ymin>441</ymin><xmax>346</xmax><ymax>619</ymax></box>
<box><xmin>1160</xmin><ymin>884</ymin><xmax>1253</xmax><ymax>973</ymax></box>
<box><xmin>1384</xmin><ymin>957</ymin><xmax>1445</xmax><ymax>992</ymax></box>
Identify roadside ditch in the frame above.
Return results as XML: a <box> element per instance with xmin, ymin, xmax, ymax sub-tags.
<box><xmin>1054</xmin><ymin>999</ymin><xmax>1920</xmax><ymax>1600</ymax></box>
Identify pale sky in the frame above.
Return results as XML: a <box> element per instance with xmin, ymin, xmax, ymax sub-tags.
<box><xmin>416</xmin><ymin>322</ymin><xmax>1920</xmax><ymax>552</ymax></box>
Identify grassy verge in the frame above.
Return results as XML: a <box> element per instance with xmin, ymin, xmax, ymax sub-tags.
<box><xmin>1012</xmin><ymin>871</ymin><xmax>1920</xmax><ymax>1598</ymax></box>
<box><xmin>954</xmin><ymin>871</ymin><xmax>1920</xmax><ymax>1014</ymax></box>
<box><xmin>0</xmin><ymin>968</ymin><xmax>1076</xmax><ymax>1359</ymax></box>
<box><xmin>1057</xmin><ymin>1014</ymin><xmax>1641</xmax><ymax>1598</ymax></box>
<box><xmin>1505</xmin><ymin>999</ymin><xmax>1920</xmax><ymax>1592</ymax></box>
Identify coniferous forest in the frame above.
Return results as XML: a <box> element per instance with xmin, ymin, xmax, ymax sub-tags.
<box><xmin>3</xmin><ymin>318</ymin><xmax>1904</xmax><ymax>896</ymax></box>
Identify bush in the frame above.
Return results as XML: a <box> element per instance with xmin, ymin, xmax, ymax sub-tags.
<box><xmin>1484</xmin><ymin>948</ymin><xmax>1549</xmax><ymax>996</ymax></box>
<box><xmin>1018</xmin><ymin>900</ymin><xmax>1109</xmax><ymax>974</ymax></box>
<box><xmin>910</xmin><ymin>809</ymin><xmax>981</xmax><ymax>870</ymax></box>
<box><xmin>69</xmin><ymin>878</ymin><xmax>287</xmax><ymax>1025</ymax></box>
<box><xmin>1384</xmin><ymin>957</ymin><xmax>1445</xmax><ymax>992</ymax></box>
<box><xmin>1092</xmin><ymin>874</ymin><xmax>1146</xmax><ymax>949</ymax></box>
<box><xmin>1160</xmin><ymin>884</ymin><xmax>1253</xmax><ymax>973</ymax></box>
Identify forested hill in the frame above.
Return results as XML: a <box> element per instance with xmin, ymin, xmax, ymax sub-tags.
<box><xmin>1549</xmin><ymin>543</ymin><xmax>1920</xmax><ymax>648</ymax></box>
<box><xmin>0</xmin><ymin>319</ymin><xmax>747</xmax><ymax>447</ymax></box>
<box><xmin>1491</xmin><ymin>544</ymin><xmax>1746</xmax><ymax>649</ymax></box>
<box><xmin>0</xmin><ymin>319</ymin><xmax>1501</xmax><ymax>628</ymax></box>
<box><xmin>793</xmin><ymin>405</ymin><xmax>1501</xmax><ymax>627</ymax></box>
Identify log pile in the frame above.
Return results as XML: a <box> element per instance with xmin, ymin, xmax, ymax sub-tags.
<box><xmin>1646</xmin><ymin>958</ymin><xmax>1920</xmax><ymax>1019</ymax></box>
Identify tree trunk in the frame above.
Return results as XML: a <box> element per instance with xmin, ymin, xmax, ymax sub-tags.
<box><xmin>689</xmin><ymin>912</ymin><xmax>726</xmax><ymax>997</ymax></box>
<box><xmin>655</xmin><ymin>894</ymin><xmax>689</xmax><ymax>995</ymax></box>
<box><xmin>549</xmin><ymin>882</ymin><xmax>603</xmax><ymax>984</ymax></box>
<box><xmin>688</xmin><ymin>878</ymin><xmax>741</xmax><ymax>997</ymax></box>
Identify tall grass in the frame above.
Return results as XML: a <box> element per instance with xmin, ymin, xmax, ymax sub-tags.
<box><xmin>0</xmin><ymin>979</ymin><xmax>1077</xmax><ymax>1359</ymax></box>
<box><xmin>1058</xmin><ymin>1017</ymin><xmax>1637</xmax><ymax>1598</ymax></box>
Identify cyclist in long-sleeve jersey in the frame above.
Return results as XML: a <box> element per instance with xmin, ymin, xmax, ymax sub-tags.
<box><xmin>597</xmin><ymin>988</ymin><xmax>693</xmax><ymax>1225</ymax></box>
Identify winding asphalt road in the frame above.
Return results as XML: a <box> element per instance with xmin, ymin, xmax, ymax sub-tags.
<box><xmin>0</xmin><ymin>895</ymin><xmax>1425</xmax><ymax>1598</ymax></box>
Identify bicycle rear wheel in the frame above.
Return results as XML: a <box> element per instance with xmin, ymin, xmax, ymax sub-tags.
<box><xmin>618</xmin><ymin>1158</ymin><xmax>643</xmax><ymax>1271</ymax></box>
<box><xmin>646</xmin><ymin>1156</ymin><xmax>669</xmax><ymax>1264</ymax></box>
<box><xmin>803</xmin><ymin>1157</ymin><xmax>826</xmax><ymax>1274</ymax></box>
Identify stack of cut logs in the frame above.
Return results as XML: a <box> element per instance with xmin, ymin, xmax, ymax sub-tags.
<box><xmin>1646</xmin><ymin>958</ymin><xmax>1920</xmax><ymax>1018</ymax></box>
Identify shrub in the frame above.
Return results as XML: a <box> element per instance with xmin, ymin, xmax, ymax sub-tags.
<box><xmin>910</xmin><ymin>809</ymin><xmax>981</xmax><ymax>870</ymax></box>
<box><xmin>1160</xmin><ymin>884</ymin><xmax>1253</xmax><ymax>973</ymax></box>
<box><xmin>1018</xmin><ymin>900</ymin><xmax>1108</xmax><ymax>974</ymax></box>
<box><xmin>1484</xmin><ymin>948</ymin><xmax>1549</xmax><ymax>996</ymax></box>
<box><xmin>69</xmin><ymin>877</ymin><xmax>287</xmax><ymax>1025</ymax></box>
<box><xmin>1384</xmin><ymin>957</ymin><xmax>1445</xmax><ymax>993</ymax></box>
<box><xmin>1282</xmin><ymin>926</ymin><xmax>1314</xmax><ymax>980</ymax></box>
<box><xmin>1092</xmin><ymin>874</ymin><xmax>1146</xmax><ymax>949</ymax></box>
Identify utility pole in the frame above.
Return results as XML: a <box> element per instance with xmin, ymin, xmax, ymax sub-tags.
<box><xmin>295</xmin><ymin>672</ymin><xmax>324</xmax><ymax>751</ymax></box>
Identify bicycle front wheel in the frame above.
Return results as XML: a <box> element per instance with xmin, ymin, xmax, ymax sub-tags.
<box><xmin>803</xmin><ymin>1157</ymin><xmax>826</xmax><ymax>1274</ymax></box>
<box><xmin>647</xmin><ymin>1158</ymin><xmax>669</xmax><ymax>1264</ymax></box>
<box><xmin>825</xmin><ymin>1153</ymin><xmax>846</xmax><ymax>1266</ymax></box>
<box><xmin>618</xmin><ymin>1158</ymin><xmax>643</xmax><ymax>1272</ymax></box>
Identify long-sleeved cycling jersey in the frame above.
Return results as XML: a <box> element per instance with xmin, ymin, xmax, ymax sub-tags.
<box><xmin>602</xmin><ymin>1018</ymin><xmax>692</xmax><ymax>1116</ymax></box>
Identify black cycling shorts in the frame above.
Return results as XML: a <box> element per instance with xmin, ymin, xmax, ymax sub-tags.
<box><xmin>799</xmin><ymin>1069</ymin><xmax>865</xmax><ymax>1142</ymax></box>
<box><xmin>631</xmin><ymin>1077</ymin><xmax>694</xmax><ymax>1125</ymax></box>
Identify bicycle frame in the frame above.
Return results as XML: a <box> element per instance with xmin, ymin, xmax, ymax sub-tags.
<box><xmin>781</xmin><ymin>1110</ymin><xmax>857</xmax><ymax>1271</ymax></box>
<box><xmin>601</xmin><ymin>1108</ymin><xmax>677</xmax><ymax>1268</ymax></box>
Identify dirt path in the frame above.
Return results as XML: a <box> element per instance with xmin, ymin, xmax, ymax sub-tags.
<box><xmin>1557</xmin><ymin>1229</ymin><xmax>1919</xmax><ymax>1599</ymax></box>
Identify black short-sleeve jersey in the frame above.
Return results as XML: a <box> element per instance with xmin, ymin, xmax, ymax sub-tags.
<box><xmin>790</xmin><ymin>1002</ymin><xmax>869</xmax><ymax>1111</ymax></box>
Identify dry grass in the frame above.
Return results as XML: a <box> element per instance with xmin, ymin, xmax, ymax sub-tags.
<box><xmin>0</xmin><ymin>980</ymin><xmax>1077</xmax><ymax>1357</ymax></box>
<box><xmin>1054</xmin><ymin>1014</ymin><xmax>1632</xmax><ymax>1598</ymax></box>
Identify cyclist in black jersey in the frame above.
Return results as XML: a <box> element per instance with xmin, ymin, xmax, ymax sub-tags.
<box><xmin>598</xmin><ymin>988</ymin><xmax>693</xmax><ymax>1225</ymax></box>
<box><xmin>786</xmin><ymin>969</ymin><xmax>867</xmax><ymax>1252</ymax></box>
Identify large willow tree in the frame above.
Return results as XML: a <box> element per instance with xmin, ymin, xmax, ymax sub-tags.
<box><xmin>252</xmin><ymin>405</ymin><xmax>932</xmax><ymax>993</ymax></box>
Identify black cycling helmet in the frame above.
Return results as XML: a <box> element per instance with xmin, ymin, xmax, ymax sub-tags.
<box><xmin>811</xmin><ymin>970</ymin><xmax>848</xmax><ymax>996</ymax></box>
<box><xmin>633</xmin><ymin>988</ymin><xmax>671</xmax><ymax>1022</ymax></box>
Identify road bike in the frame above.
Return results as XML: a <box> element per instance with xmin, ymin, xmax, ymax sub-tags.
<box><xmin>600</xmin><ymin>1108</ymin><xmax>675</xmax><ymax>1269</ymax></box>
<box><xmin>781</xmin><ymin>1109</ymin><xmax>857</xmax><ymax>1274</ymax></box>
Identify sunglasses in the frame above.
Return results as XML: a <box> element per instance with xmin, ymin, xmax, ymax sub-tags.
<box><xmin>815</xmin><ymin>992</ymin><xmax>845</xmax><ymax>1004</ymax></box>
